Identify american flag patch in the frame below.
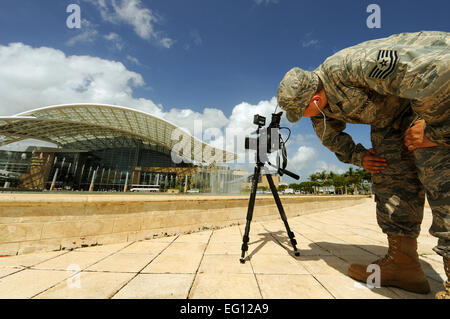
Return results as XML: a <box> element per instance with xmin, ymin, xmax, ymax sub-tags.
<box><xmin>368</xmin><ymin>50</ymin><xmax>399</xmax><ymax>80</ymax></box>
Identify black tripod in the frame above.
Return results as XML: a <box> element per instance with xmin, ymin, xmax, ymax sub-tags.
<box><xmin>240</xmin><ymin>115</ymin><xmax>300</xmax><ymax>263</ymax></box>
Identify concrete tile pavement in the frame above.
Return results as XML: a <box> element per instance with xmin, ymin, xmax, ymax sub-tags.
<box><xmin>0</xmin><ymin>269</ymin><xmax>74</xmax><ymax>299</ymax></box>
<box><xmin>0</xmin><ymin>198</ymin><xmax>445</xmax><ymax>299</ymax></box>
<box><xmin>188</xmin><ymin>273</ymin><xmax>262</xmax><ymax>299</ymax></box>
<box><xmin>112</xmin><ymin>274</ymin><xmax>195</xmax><ymax>299</ymax></box>
<box><xmin>35</xmin><ymin>272</ymin><xmax>136</xmax><ymax>299</ymax></box>
<box><xmin>256</xmin><ymin>274</ymin><xmax>333</xmax><ymax>299</ymax></box>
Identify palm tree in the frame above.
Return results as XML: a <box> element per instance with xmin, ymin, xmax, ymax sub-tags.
<box><xmin>355</xmin><ymin>168</ymin><xmax>372</xmax><ymax>194</ymax></box>
<box><xmin>309</xmin><ymin>173</ymin><xmax>319</xmax><ymax>194</ymax></box>
<box><xmin>344</xmin><ymin>167</ymin><xmax>362</xmax><ymax>195</ymax></box>
<box><xmin>333</xmin><ymin>174</ymin><xmax>346</xmax><ymax>194</ymax></box>
<box><xmin>318</xmin><ymin>170</ymin><xmax>327</xmax><ymax>182</ymax></box>
<box><xmin>327</xmin><ymin>170</ymin><xmax>337</xmax><ymax>194</ymax></box>
<box><xmin>299</xmin><ymin>181</ymin><xmax>314</xmax><ymax>194</ymax></box>
<box><xmin>307</xmin><ymin>167</ymin><xmax>373</xmax><ymax>196</ymax></box>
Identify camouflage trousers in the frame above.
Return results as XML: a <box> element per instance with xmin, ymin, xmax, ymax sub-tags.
<box><xmin>371</xmin><ymin>115</ymin><xmax>450</xmax><ymax>258</ymax></box>
<box><xmin>414</xmin><ymin>146</ymin><xmax>450</xmax><ymax>257</ymax></box>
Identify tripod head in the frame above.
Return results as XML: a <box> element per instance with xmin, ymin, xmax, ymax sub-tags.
<box><xmin>245</xmin><ymin>112</ymin><xmax>300</xmax><ymax>180</ymax></box>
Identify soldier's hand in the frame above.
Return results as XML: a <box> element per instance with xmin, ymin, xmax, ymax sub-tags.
<box><xmin>362</xmin><ymin>148</ymin><xmax>387</xmax><ymax>174</ymax></box>
<box><xmin>404</xmin><ymin>120</ymin><xmax>439</xmax><ymax>151</ymax></box>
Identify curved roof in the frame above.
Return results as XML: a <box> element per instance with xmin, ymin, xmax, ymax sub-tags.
<box><xmin>0</xmin><ymin>104</ymin><xmax>237</xmax><ymax>163</ymax></box>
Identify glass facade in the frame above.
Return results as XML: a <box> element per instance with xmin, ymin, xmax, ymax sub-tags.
<box><xmin>0</xmin><ymin>148</ymin><xmax>247</xmax><ymax>193</ymax></box>
<box><xmin>0</xmin><ymin>151</ymin><xmax>32</xmax><ymax>174</ymax></box>
<box><xmin>43</xmin><ymin>146</ymin><xmax>189</xmax><ymax>191</ymax></box>
<box><xmin>0</xmin><ymin>150</ymin><xmax>32</xmax><ymax>187</ymax></box>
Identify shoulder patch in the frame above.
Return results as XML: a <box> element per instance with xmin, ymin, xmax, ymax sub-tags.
<box><xmin>368</xmin><ymin>50</ymin><xmax>399</xmax><ymax>80</ymax></box>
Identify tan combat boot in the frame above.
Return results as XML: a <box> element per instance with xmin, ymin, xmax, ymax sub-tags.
<box><xmin>435</xmin><ymin>256</ymin><xmax>450</xmax><ymax>299</ymax></box>
<box><xmin>348</xmin><ymin>235</ymin><xmax>430</xmax><ymax>294</ymax></box>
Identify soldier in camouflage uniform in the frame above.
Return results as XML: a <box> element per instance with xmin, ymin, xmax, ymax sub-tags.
<box><xmin>277</xmin><ymin>31</ymin><xmax>449</xmax><ymax>297</ymax></box>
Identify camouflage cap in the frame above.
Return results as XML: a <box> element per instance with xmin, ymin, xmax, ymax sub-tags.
<box><xmin>277</xmin><ymin>67</ymin><xmax>319</xmax><ymax>123</ymax></box>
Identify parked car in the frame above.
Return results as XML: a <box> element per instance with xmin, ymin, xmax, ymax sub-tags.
<box><xmin>283</xmin><ymin>188</ymin><xmax>294</xmax><ymax>194</ymax></box>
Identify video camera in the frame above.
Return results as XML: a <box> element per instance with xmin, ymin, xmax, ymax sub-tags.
<box><xmin>244</xmin><ymin>112</ymin><xmax>299</xmax><ymax>180</ymax></box>
<box><xmin>245</xmin><ymin>112</ymin><xmax>282</xmax><ymax>155</ymax></box>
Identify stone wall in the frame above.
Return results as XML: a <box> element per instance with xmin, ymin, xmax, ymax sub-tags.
<box><xmin>0</xmin><ymin>194</ymin><xmax>370</xmax><ymax>256</ymax></box>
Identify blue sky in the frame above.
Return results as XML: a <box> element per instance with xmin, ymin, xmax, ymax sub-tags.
<box><xmin>0</xmin><ymin>0</ymin><xmax>449</xmax><ymax>181</ymax></box>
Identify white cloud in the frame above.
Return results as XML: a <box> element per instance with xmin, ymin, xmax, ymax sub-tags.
<box><xmin>86</xmin><ymin>0</ymin><xmax>174</xmax><ymax>47</ymax></box>
<box><xmin>104</xmin><ymin>32</ymin><xmax>118</xmax><ymax>41</ymax></box>
<box><xmin>104</xmin><ymin>32</ymin><xmax>124</xmax><ymax>50</ymax></box>
<box><xmin>290</xmin><ymin>133</ymin><xmax>316</xmax><ymax>146</ymax></box>
<box><xmin>228</xmin><ymin>98</ymin><xmax>277</xmax><ymax>135</ymax></box>
<box><xmin>289</xmin><ymin>146</ymin><xmax>317</xmax><ymax>170</ymax></box>
<box><xmin>66</xmin><ymin>19</ymin><xmax>98</xmax><ymax>46</ymax></box>
<box><xmin>0</xmin><ymin>43</ymin><xmax>159</xmax><ymax>117</ymax></box>
<box><xmin>314</xmin><ymin>161</ymin><xmax>348</xmax><ymax>174</ymax></box>
<box><xmin>302</xmin><ymin>39</ymin><xmax>319</xmax><ymax>48</ymax></box>
<box><xmin>159</xmin><ymin>37</ymin><xmax>175</xmax><ymax>49</ymax></box>
<box><xmin>111</xmin><ymin>0</ymin><xmax>156</xmax><ymax>39</ymax></box>
<box><xmin>164</xmin><ymin>108</ymin><xmax>229</xmax><ymax>135</ymax></box>
<box><xmin>126</xmin><ymin>55</ymin><xmax>140</xmax><ymax>65</ymax></box>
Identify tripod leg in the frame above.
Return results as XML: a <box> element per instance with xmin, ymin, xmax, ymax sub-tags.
<box><xmin>266</xmin><ymin>174</ymin><xmax>300</xmax><ymax>256</ymax></box>
<box><xmin>240</xmin><ymin>165</ymin><xmax>261</xmax><ymax>263</ymax></box>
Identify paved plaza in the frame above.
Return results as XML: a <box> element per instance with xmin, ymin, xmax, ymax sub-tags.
<box><xmin>0</xmin><ymin>197</ymin><xmax>445</xmax><ymax>299</ymax></box>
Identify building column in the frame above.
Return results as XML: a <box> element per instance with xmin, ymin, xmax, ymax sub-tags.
<box><xmin>89</xmin><ymin>170</ymin><xmax>96</xmax><ymax>192</ymax></box>
<box><xmin>123</xmin><ymin>171</ymin><xmax>129</xmax><ymax>192</ymax></box>
<box><xmin>50</xmin><ymin>168</ymin><xmax>59</xmax><ymax>191</ymax></box>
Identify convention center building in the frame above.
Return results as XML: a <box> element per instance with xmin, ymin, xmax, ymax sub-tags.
<box><xmin>0</xmin><ymin>104</ymin><xmax>246</xmax><ymax>193</ymax></box>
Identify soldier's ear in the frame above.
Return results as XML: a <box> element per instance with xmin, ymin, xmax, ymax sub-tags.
<box><xmin>303</xmin><ymin>95</ymin><xmax>323</xmax><ymax>117</ymax></box>
<box><xmin>310</xmin><ymin>94</ymin><xmax>322</xmax><ymax>108</ymax></box>
<box><xmin>311</xmin><ymin>88</ymin><xmax>328</xmax><ymax>109</ymax></box>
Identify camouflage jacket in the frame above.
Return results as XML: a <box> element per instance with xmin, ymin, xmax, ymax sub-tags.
<box><xmin>311</xmin><ymin>31</ymin><xmax>449</xmax><ymax>167</ymax></box>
